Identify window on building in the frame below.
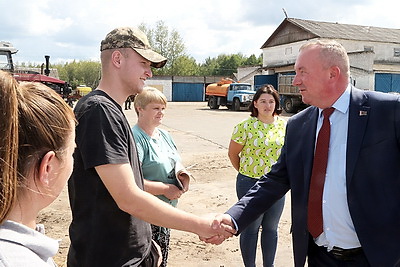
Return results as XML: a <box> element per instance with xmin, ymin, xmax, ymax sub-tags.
<box><xmin>285</xmin><ymin>47</ymin><xmax>292</xmax><ymax>55</ymax></box>
<box><xmin>394</xmin><ymin>48</ymin><xmax>400</xmax><ymax>57</ymax></box>
<box><xmin>364</xmin><ymin>46</ymin><xmax>374</xmax><ymax>52</ymax></box>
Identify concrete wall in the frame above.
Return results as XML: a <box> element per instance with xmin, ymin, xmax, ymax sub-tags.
<box><xmin>339</xmin><ymin>39</ymin><xmax>400</xmax><ymax>64</ymax></box>
<box><xmin>236</xmin><ymin>66</ymin><xmax>262</xmax><ymax>86</ymax></box>
<box><xmin>261</xmin><ymin>38</ymin><xmax>400</xmax><ymax>91</ymax></box>
<box><xmin>262</xmin><ymin>39</ymin><xmax>400</xmax><ymax>68</ymax></box>
<box><xmin>262</xmin><ymin>41</ymin><xmax>306</xmax><ymax>68</ymax></box>
<box><xmin>145</xmin><ymin>77</ymin><xmax>173</xmax><ymax>101</ymax></box>
<box><xmin>348</xmin><ymin>51</ymin><xmax>375</xmax><ymax>90</ymax></box>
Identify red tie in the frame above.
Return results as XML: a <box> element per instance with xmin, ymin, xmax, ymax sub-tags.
<box><xmin>308</xmin><ymin>107</ymin><xmax>335</xmax><ymax>238</ymax></box>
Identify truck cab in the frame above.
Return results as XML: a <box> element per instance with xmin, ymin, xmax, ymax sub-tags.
<box><xmin>0</xmin><ymin>41</ymin><xmax>17</xmax><ymax>72</ymax></box>
<box><xmin>227</xmin><ymin>83</ymin><xmax>254</xmax><ymax>111</ymax></box>
<box><xmin>206</xmin><ymin>79</ymin><xmax>255</xmax><ymax>111</ymax></box>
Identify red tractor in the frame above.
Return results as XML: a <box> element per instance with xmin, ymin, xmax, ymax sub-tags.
<box><xmin>0</xmin><ymin>41</ymin><xmax>73</xmax><ymax>106</ymax></box>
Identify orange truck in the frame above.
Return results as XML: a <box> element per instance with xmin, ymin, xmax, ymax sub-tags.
<box><xmin>205</xmin><ymin>78</ymin><xmax>255</xmax><ymax>111</ymax></box>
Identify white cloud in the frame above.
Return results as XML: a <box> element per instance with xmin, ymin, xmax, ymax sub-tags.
<box><xmin>2</xmin><ymin>0</ymin><xmax>399</xmax><ymax>64</ymax></box>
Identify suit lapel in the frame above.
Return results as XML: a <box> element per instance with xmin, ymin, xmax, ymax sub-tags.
<box><xmin>346</xmin><ymin>87</ymin><xmax>370</xmax><ymax>185</ymax></box>
<box><xmin>302</xmin><ymin>107</ymin><xmax>319</xmax><ymax>187</ymax></box>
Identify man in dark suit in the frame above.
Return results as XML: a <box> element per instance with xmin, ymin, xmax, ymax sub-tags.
<box><xmin>210</xmin><ymin>40</ymin><xmax>400</xmax><ymax>266</ymax></box>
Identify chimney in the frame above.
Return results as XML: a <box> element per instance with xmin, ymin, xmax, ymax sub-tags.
<box><xmin>44</xmin><ymin>55</ymin><xmax>50</xmax><ymax>76</ymax></box>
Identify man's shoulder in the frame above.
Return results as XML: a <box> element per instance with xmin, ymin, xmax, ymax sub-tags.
<box><xmin>289</xmin><ymin>106</ymin><xmax>316</xmax><ymax>121</ymax></box>
<box><xmin>75</xmin><ymin>91</ymin><xmax>122</xmax><ymax>120</ymax></box>
<box><xmin>76</xmin><ymin>90</ymin><xmax>115</xmax><ymax>109</ymax></box>
<box><xmin>350</xmin><ymin>87</ymin><xmax>400</xmax><ymax>109</ymax></box>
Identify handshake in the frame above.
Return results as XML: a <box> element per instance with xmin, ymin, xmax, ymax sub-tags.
<box><xmin>197</xmin><ymin>213</ymin><xmax>237</xmax><ymax>245</ymax></box>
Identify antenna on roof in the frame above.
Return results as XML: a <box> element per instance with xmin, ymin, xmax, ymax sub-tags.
<box><xmin>282</xmin><ymin>8</ymin><xmax>288</xmax><ymax>18</ymax></box>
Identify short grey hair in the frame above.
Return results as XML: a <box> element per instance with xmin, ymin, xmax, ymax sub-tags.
<box><xmin>300</xmin><ymin>39</ymin><xmax>350</xmax><ymax>79</ymax></box>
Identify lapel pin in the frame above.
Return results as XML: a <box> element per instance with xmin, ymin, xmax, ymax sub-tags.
<box><xmin>359</xmin><ymin>110</ymin><xmax>368</xmax><ymax>116</ymax></box>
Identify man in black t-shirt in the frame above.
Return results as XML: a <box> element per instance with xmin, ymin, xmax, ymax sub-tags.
<box><xmin>67</xmin><ymin>27</ymin><xmax>233</xmax><ymax>267</ymax></box>
<box><xmin>68</xmin><ymin>90</ymin><xmax>152</xmax><ymax>266</ymax></box>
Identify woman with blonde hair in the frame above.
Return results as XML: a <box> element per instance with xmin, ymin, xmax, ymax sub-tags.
<box><xmin>132</xmin><ymin>87</ymin><xmax>192</xmax><ymax>267</ymax></box>
<box><xmin>0</xmin><ymin>70</ymin><xmax>75</xmax><ymax>266</ymax></box>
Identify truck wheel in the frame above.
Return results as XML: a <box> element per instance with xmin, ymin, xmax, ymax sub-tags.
<box><xmin>283</xmin><ymin>97</ymin><xmax>296</xmax><ymax>113</ymax></box>
<box><xmin>208</xmin><ymin>96</ymin><xmax>219</xmax><ymax>109</ymax></box>
<box><xmin>232</xmin><ymin>98</ymin><xmax>241</xmax><ymax>111</ymax></box>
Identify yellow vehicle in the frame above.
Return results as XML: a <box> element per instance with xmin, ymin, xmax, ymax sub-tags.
<box><xmin>76</xmin><ymin>85</ymin><xmax>92</xmax><ymax>96</ymax></box>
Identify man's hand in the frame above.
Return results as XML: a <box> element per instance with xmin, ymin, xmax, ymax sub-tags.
<box><xmin>198</xmin><ymin>213</ymin><xmax>237</xmax><ymax>245</ymax></box>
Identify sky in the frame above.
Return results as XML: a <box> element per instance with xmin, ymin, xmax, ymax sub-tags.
<box><xmin>1</xmin><ymin>0</ymin><xmax>399</xmax><ymax>65</ymax></box>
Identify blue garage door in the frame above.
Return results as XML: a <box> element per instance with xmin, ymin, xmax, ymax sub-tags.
<box><xmin>375</xmin><ymin>73</ymin><xmax>400</xmax><ymax>93</ymax></box>
<box><xmin>394</xmin><ymin>74</ymin><xmax>400</xmax><ymax>93</ymax></box>
<box><xmin>172</xmin><ymin>83</ymin><xmax>204</xmax><ymax>102</ymax></box>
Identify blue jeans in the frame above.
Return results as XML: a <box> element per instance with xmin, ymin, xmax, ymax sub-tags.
<box><xmin>236</xmin><ymin>173</ymin><xmax>285</xmax><ymax>267</ymax></box>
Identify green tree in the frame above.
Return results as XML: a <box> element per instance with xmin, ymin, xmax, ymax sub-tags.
<box><xmin>56</xmin><ymin>60</ymin><xmax>101</xmax><ymax>89</ymax></box>
<box><xmin>172</xmin><ymin>55</ymin><xmax>199</xmax><ymax>76</ymax></box>
<box><xmin>199</xmin><ymin>57</ymin><xmax>219</xmax><ymax>76</ymax></box>
<box><xmin>47</xmin><ymin>22</ymin><xmax>264</xmax><ymax>83</ymax></box>
<box><xmin>139</xmin><ymin>21</ymin><xmax>188</xmax><ymax>75</ymax></box>
<box><xmin>138</xmin><ymin>21</ymin><xmax>262</xmax><ymax>77</ymax></box>
<box><xmin>218</xmin><ymin>54</ymin><xmax>244</xmax><ymax>76</ymax></box>
<box><xmin>243</xmin><ymin>54</ymin><xmax>262</xmax><ymax>66</ymax></box>
<box><xmin>199</xmin><ymin>54</ymin><xmax>247</xmax><ymax>77</ymax></box>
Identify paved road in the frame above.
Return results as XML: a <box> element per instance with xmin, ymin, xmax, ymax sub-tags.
<box><xmin>124</xmin><ymin>101</ymin><xmax>295</xmax><ymax>266</ymax></box>
<box><xmin>125</xmin><ymin>101</ymin><xmax>291</xmax><ymax>152</ymax></box>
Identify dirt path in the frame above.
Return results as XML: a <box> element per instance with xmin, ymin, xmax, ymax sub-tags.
<box><xmin>38</xmin><ymin>102</ymin><xmax>294</xmax><ymax>267</ymax></box>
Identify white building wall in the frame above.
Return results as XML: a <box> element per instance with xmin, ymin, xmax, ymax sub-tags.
<box><xmin>262</xmin><ymin>41</ymin><xmax>308</xmax><ymax>67</ymax></box>
<box><xmin>263</xmin><ymin>39</ymin><xmax>400</xmax><ymax>67</ymax></box>
<box><xmin>237</xmin><ymin>66</ymin><xmax>261</xmax><ymax>85</ymax></box>
<box><xmin>261</xmin><ymin>38</ymin><xmax>400</xmax><ymax>91</ymax></box>
<box><xmin>237</xmin><ymin>66</ymin><xmax>257</xmax><ymax>79</ymax></box>
<box><xmin>348</xmin><ymin>52</ymin><xmax>375</xmax><ymax>90</ymax></box>
<box><xmin>145</xmin><ymin>78</ymin><xmax>173</xmax><ymax>101</ymax></box>
<box><xmin>339</xmin><ymin>40</ymin><xmax>400</xmax><ymax>63</ymax></box>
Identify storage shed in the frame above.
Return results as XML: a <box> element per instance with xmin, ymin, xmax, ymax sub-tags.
<box><xmin>145</xmin><ymin>76</ymin><xmax>225</xmax><ymax>102</ymax></box>
<box><xmin>258</xmin><ymin>18</ymin><xmax>400</xmax><ymax>93</ymax></box>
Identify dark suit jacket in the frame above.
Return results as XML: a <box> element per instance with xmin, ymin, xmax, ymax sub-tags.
<box><xmin>227</xmin><ymin>87</ymin><xmax>400</xmax><ymax>267</ymax></box>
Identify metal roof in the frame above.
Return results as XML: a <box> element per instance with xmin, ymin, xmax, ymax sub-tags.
<box><xmin>261</xmin><ymin>18</ymin><xmax>400</xmax><ymax>48</ymax></box>
<box><xmin>13</xmin><ymin>72</ymin><xmax>66</xmax><ymax>84</ymax></box>
<box><xmin>0</xmin><ymin>41</ymin><xmax>18</xmax><ymax>53</ymax></box>
<box><xmin>289</xmin><ymin>18</ymin><xmax>400</xmax><ymax>42</ymax></box>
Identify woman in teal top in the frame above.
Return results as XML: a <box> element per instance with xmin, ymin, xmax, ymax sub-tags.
<box><xmin>228</xmin><ymin>84</ymin><xmax>286</xmax><ymax>267</ymax></box>
<box><xmin>132</xmin><ymin>87</ymin><xmax>191</xmax><ymax>267</ymax></box>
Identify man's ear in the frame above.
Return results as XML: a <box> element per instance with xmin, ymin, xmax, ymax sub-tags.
<box><xmin>329</xmin><ymin>66</ymin><xmax>340</xmax><ymax>81</ymax></box>
<box><xmin>111</xmin><ymin>50</ymin><xmax>122</xmax><ymax>67</ymax></box>
<box><xmin>37</xmin><ymin>151</ymin><xmax>56</xmax><ymax>187</ymax></box>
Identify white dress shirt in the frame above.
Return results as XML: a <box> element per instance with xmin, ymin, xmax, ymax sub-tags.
<box><xmin>314</xmin><ymin>85</ymin><xmax>361</xmax><ymax>250</ymax></box>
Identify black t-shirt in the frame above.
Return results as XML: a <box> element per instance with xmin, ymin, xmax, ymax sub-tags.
<box><xmin>67</xmin><ymin>90</ymin><xmax>152</xmax><ymax>267</ymax></box>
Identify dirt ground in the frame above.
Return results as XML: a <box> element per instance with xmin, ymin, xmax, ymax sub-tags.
<box><xmin>38</xmin><ymin>102</ymin><xmax>294</xmax><ymax>267</ymax></box>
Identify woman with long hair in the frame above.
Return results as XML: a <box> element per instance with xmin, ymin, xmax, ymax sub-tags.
<box><xmin>0</xmin><ymin>70</ymin><xmax>75</xmax><ymax>266</ymax></box>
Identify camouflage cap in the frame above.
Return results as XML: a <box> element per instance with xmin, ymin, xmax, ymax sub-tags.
<box><xmin>100</xmin><ymin>27</ymin><xmax>167</xmax><ymax>68</ymax></box>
